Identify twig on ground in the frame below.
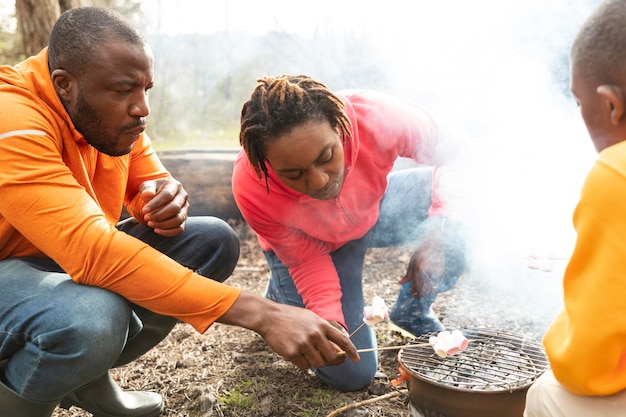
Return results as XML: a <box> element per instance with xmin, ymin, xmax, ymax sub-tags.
<box><xmin>325</xmin><ymin>389</ymin><xmax>408</xmax><ymax>417</ymax></box>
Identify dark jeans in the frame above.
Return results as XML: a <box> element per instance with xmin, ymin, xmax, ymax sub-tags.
<box><xmin>0</xmin><ymin>216</ymin><xmax>239</xmax><ymax>401</ymax></box>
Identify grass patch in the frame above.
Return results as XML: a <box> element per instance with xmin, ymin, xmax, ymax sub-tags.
<box><xmin>220</xmin><ymin>380</ymin><xmax>257</xmax><ymax>411</ymax></box>
<box><xmin>291</xmin><ymin>388</ymin><xmax>346</xmax><ymax>417</ymax></box>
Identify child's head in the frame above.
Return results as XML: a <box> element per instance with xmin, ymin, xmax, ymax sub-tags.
<box><xmin>239</xmin><ymin>75</ymin><xmax>351</xmax><ymax>183</ymax></box>
<box><xmin>571</xmin><ymin>0</ymin><xmax>626</xmax><ymax>152</ymax></box>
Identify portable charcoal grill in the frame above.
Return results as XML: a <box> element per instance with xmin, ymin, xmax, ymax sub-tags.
<box><xmin>398</xmin><ymin>327</ymin><xmax>549</xmax><ymax>417</ymax></box>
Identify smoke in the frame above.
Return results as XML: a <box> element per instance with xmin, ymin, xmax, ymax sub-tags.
<box><xmin>363</xmin><ymin>0</ymin><xmax>602</xmax><ymax>335</ymax></box>
<box><xmin>142</xmin><ymin>0</ymin><xmax>602</xmax><ymax>335</ymax></box>
<box><xmin>327</xmin><ymin>1</ymin><xmax>601</xmax><ymax>330</ymax></box>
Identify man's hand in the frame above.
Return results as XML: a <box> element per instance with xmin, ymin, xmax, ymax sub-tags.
<box><xmin>140</xmin><ymin>178</ymin><xmax>189</xmax><ymax>236</ymax></box>
<box><xmin>218</xmin><ymin>293</ymin><xmax>360</xmax><ymax>370</ymax></box>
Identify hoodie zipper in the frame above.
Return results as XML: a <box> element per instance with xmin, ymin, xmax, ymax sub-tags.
<box><xmin>333</xmin><ymin>195</ymin><xmax>357</xmax><ymax>225</ymax></box>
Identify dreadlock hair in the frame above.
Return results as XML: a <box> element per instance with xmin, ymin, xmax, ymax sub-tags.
<box><xmin>48</xmin><ymin>6</ymin><xmax>146</xmax><ymax>76</ymax></box>
<box><xmin>239</xmin><ymin>75</ymin><xmax>352</xmax><ymax>191</ymax></box>
<box><xmin>571</xmin><ymin>0</ymin><xmax>626</xmax><ymax>88</ymax></box>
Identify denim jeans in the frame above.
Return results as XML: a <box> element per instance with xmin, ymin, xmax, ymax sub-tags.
<box><xmin>0</xmin><ymin>216</ymin><xmax>239</xmax><ymax>402</ymax></box>
<box><xmin>264</xmin><ymin>167</ymin><xmax>434</xmax><ymax>391</ymax></box>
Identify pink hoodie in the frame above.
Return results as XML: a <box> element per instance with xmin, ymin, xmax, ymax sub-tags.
<box><xmin>232</xmin><ymin>89</ymin><xmax>462</xmax><ymax>326</ymax></box>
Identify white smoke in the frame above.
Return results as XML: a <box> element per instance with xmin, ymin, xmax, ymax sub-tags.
<box><xmin>142</xmin><ymin>0</ymin><xmax>602</xmax><ymax>333</ymax></box>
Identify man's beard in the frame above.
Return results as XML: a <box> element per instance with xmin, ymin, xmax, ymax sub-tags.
<box><xmin>71</xmin><ymin>91</ymin><xmax>129</xmax><ymax>156</ymax></box>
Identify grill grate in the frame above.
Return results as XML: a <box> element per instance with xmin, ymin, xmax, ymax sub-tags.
<box><xmin>399</xmin><ymin>328</ymin><xmax>549</xmax><ymax>392</ymax></box>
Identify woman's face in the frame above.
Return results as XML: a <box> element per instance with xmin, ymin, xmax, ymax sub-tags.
<box><xmin>265</xmin><ymin>119</ymin><xmax>345</xmax><ymax>200</ymax></box>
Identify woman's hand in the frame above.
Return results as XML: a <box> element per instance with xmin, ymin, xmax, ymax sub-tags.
<box><xmin>398</xmin><ymin>217</ymin><xmax>466</xmax><ymax>299</ymax></box>
<box><xmin>399</xmin><ymin>231</ymin><xmax>446</xmax><ymax>299</ymax></box>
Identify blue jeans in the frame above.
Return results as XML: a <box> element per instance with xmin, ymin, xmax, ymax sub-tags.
<box><xmin>264</xmin><ymin>167</ymin><xmax>434</xmax><ymax>391</ymax></box>
<box><xmin>0</xmin><ymin>216</ymin><xmax>239</xmax><ymax>402</ymax></box>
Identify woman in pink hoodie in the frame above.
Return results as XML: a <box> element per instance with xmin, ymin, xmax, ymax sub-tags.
<box><xmin>232</xmin><ymin>75</ymin><xmax>468</xmax><ymax>391</ymax></box>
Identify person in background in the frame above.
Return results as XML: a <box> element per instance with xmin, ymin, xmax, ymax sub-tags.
<box><xmin>233</xmin><ymin>75</ymin><xmax>468</xmax><ymax>391</ymax></box>
<box><xmin>524</xmin><ymin>1</ymin><xmax>626</xmax><ymax>415</ymax></box>
<box><xmin>0</xmin><ymin>7</ymin><xmax>358</xmax><ymax>417</ymax></box>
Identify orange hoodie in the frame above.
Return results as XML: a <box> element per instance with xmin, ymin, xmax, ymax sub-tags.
<box><xmin>0</xmin><ymin>49</ymin><xmax>241</xmax><ymax>333</ymax></box>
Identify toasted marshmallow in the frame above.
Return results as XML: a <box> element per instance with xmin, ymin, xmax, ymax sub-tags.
<box><xmin>430</xmin><ymin>330</ymin><xmax>469</xmax><ymax>358</ymax></box>
<box><xmin>451</xmin><ymin>329</ymin><xmax>469</xmax><ymax>351</ymax></box>
<box><xmin>363</xmin><ymin>295</ymin><xmax>389</xmax><ymax>326</ymax></box>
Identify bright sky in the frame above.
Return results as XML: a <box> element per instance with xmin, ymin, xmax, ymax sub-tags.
<box><xmin>141</xmin><ymin>0</ymin><xmax>380</xmax><ymax>37</ymax></box>
<box><xmin>140</xmin><ymin>0</ymin><xmax>597</xmax><ymax>40</ymax></box>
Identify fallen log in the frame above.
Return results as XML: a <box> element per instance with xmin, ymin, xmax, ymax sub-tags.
<box><xmin>124</xmin><ymin>150</ymin><xmax>418</xmax><ymax>222</ymax></box>
<box><xmin>157</xmin><ymin>148</ymin><xmax>242</xmax><ymax>220</ymax></box>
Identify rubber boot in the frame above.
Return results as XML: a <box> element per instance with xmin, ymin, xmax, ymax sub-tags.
<box><xmin>59</xmin><ymin>372</ymin><xmax>163</xmax><ymax>417</ymax></box>
<box><xmin>389</xmin><ymin>282</ymin><xmax>444</xmax><ymax>338</ymax></box>
<box><xmin>59</xmin><ymin>308</ymin><xmax>174</xmax><ymax>417</ymax></box>
<box><xmin>0</xmin><ymin>377</ymin><xmax>58</xmax><ymax>417</ymax></box>
<box><xmin>113</xmin><ymin>307</ymin><xmax>178</xmax><ymax>368</ymax></box>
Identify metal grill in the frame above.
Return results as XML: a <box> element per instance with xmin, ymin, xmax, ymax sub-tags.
<box><xmin>399</xmin><ymin>328</ymin><xmax>549</xmax><ymax>392</ymax></box>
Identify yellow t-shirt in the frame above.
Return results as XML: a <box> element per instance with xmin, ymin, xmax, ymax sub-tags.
<box><xmin>544</xmin><ymin>140</ymin><xmax>626</xmax><ymax>395</ymax></box>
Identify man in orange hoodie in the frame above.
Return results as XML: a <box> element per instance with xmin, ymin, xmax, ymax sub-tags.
<box><xmin>0</xmin><ymin>7</ymin><xmax>357</xmax><ymax>417</ymax></box>
<box><xmin>524</xmin><ymin>1</ymin><xmax>626</xmax><ymax>415</ymax></box>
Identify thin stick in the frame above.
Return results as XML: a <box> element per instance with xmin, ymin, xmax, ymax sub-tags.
<box><xmin>337</xmin><ymin>342</ymin><xmax>434</xmax><ymax>357</ymax></box>
<box><xmin>348</xmin><ymin>322</ymin><xmax>367</xmax><ymax>339</ymax></box>
<box><xmin>356</xmin><ymin>342</ymin><xmax>433</xmax><ymax>353</ymax></box>
<box><xmin>325</xmin><ymin>390</ymin><xmax>407</xmax><ymax>417</ymax></box>
<box><xmin>522</xmin><ymin>256</ymin><xmax>569</xmax><ymax>260</ymax></box>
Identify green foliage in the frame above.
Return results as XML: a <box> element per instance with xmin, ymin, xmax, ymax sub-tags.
<box><xmin>220</xmin><ymin>379</ymin><xmax>257</xmax><ymax>411</ymax></box>
<box><xmin>291</xmin><ymin>388</ymin><xmax>345</xmax><ymax>417</ymax></box>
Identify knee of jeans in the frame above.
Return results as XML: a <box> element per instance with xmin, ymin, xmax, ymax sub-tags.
<box><xmin>38</xmin><ymin>290</ymin><xmax>131</xmax><ymax>365</ymax></box>
<box><xmin>315</xmin><ymin>356</ymin><xmax>378</xmax><ymax>392</ymax></box>
<box><xmin>196</xmin><ymin>217</ymin><xmax>240</xmax><ymax>282</ymax></box>
<box><xmin>213</xmin><ymin>217</ymin><xmax>240</xmax><ymax>246</ymax></box>
<box><xmin>214</xmin><ymin>219</ymin><xmax>240</xmax><ymax>273</ymax></box>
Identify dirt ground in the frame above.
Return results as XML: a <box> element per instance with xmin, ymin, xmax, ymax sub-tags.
<box><xmin>52</xmin><ymin>219</ymin><xmax>561</xmax><ymax>417</ymax></box>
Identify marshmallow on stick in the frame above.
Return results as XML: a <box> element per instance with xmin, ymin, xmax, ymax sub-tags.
<box><xmin>429</xmin><ymin>330</ymin><xmax>469</xmax><ymax>358</ymax></box>
<box><xmin>363</xmin><ymin>295</ymin><xmax>389</xmax><ymax>326</ymax></box>
<box><xmin>349</xmin><ymin>295</ymin><xmax>390</xmax><ymax>339</ymax></box>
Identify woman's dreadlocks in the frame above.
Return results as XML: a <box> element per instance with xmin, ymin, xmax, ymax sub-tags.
<box><xmin>239</xmin><ymin>75</ymin><xmax>352</xmax><ymax>191</ymax></box>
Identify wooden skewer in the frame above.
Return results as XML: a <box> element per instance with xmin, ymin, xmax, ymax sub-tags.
<box><xmin>349</xmin><ymin>322</ymin><xmax>367</xmax><ymax>339</ymax></box>
<box><xmin>522</xmin><ymin>256</ymin><xmax>569</xmax><ymax>260</ymax></box>
<box><xmin>337</xmin><ymin>342</ymin><xmax>434</xmax><ymax>357</ymax></box>
<box><xmin>356</xmin><ymin>342</ymin><xmax>433</xmax><ymax>353</ymax></box>
<box><xmin>338</xmin><ymin>338</ymin><xmax>474</xmax><ymax>356</ymax></box>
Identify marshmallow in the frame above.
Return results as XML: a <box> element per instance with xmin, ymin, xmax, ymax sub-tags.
<box><xmin>430</xmin><ymin>330</ymin><xmax>469</xmax><ymax>358</ymax></box>
<box><xmin>363</xmin><ymin>295</ymin><xmax>389</xmax><ymax>326</ymax></box>
<box><xmin>451</xmin><ymin>329</ymin><xmax>469</xmax><ymax>351</ymax></box>
<box><xmin>527</xmin><ymin>248</ymin><xmax>557</xmax><ymax>272</ymax></box>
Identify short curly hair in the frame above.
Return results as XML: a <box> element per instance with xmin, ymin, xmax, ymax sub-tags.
<box><xmin>239</xmin><ymin>75</ymin><xmax>352</xmax><ymax>189</ymax></box>
<box><xmin>48</xmin><ymin>6</ymin><xmax>146</xmax><ymax>76</ymax></box>
<box><xmin>571</xmin><ymin>0</ymin><xmax>626</xmax><ymax>87</ymax></box>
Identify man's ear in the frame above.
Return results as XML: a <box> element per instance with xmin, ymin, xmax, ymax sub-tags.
<box><xmin>597</xmin><ymin>84</ymin><xmax>625</xmax><ymax>125</ymax></box>
<box><xmin>50</xmin><ymin>69</ymin><xmax>75</xmax><ymax>105</ymax></box>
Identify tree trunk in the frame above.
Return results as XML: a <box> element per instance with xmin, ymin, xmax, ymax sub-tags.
<box><xmin>15</xmin><ymin>0</ymin><xmax>86</xmax><ymax>57</ymax></box>
<box><xmin>58</xmin><ymin>0</ymin><xmax>85</xmax><ymax>12</ymax></box>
